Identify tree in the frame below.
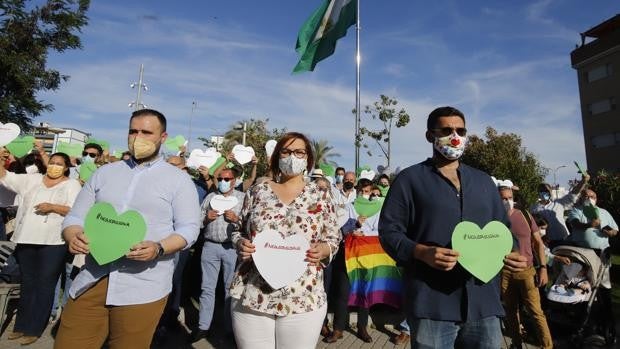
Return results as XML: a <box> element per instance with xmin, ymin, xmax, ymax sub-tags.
<box><xmin>461</xmin><ymin>127</ymin><xmax>548</xmax><ymax>207</ymax></box>
<box><xmin>0</xmin><ymin>0</ymin><xmax>90</xmax><ymax>131</ymax></box>
<box><xmin>589</xmin><ymin>170</ymin><xmax>620</xmax><ymax>223</ymax></box>
<box><xmin>355</xmin><ymin>94</ymin><xmax>411</xmax><ymax>168</ymax></box>
<box><xmin>199</xmin><ymin>118</ymin><xmax>286</xmax><ymax>178</ymax></box>
<box><xmin>311</xmin><ymin>139</ymin><xmax>340</xmax><ymax>167</ymax></box>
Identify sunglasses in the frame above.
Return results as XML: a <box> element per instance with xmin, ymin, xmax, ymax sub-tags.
<box><xmin>82</xmin><ymin>152</ymin><xmax>97</xmax><ymax>158</ymax></box>
<box><xmin>432</xmin><ymin>127</ymin><xmax>467</xmax><ymax>137</ymax></box>
<box><xmin>217</xmin><ymin>177</ymin><xmax>234</xmax><ymax>182</ymax></box>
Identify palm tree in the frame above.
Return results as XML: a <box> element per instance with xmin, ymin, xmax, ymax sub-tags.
<box><xmin>312</xmin><ymin>139</ymin><xmax>340</xmax><ymax>167</ymax></box>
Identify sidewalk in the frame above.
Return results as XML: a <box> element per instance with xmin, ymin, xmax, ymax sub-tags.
<box><xmin>0</xmin><ymin>304</ymin><xmax>547</xmax><ymax>349</ymax></box>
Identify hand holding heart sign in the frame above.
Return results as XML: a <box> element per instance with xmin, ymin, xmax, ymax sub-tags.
<box><xmin>451</xmin><ymin>221</ymin><xmax>513</xmax><ymax>283</ymax></box>
<box><xmin>84</xmin><ymin>203</ymin><xmax>147</xmax><ymax>265</ymax></box>
<box><xmin>252</xmin><ymin>230</ymin><xmax>310</xmax><ymax>289</ymax></box>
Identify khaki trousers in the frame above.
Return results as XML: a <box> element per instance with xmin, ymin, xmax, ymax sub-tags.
<box><xmin>501</xmin><ymin>266</ymin><xmax>553</xmax><ymax>349</ymax></box>
<box><xmin>54</xmin><ymin>277</ymin><xmax>167</xmax><ymax>349</ymax></box>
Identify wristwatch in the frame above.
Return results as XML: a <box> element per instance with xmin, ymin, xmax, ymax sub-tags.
<box><xmin>156</xmin><ymin>242</ymin><xmax>165</xmax><ymax>258</ymax></box>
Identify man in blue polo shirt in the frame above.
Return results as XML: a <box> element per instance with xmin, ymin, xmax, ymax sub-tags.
<box><xmin>379</xmin><ymin>106</ymin><xmax>527</xmax><ymax>349</ymax></box>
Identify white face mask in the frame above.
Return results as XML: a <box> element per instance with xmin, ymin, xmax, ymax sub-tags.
<box><xmin>539</xmin><ymin>229</ymin><xmax>546</xmax><ymax>237</ymax></box>
<box><xmin>25</xmin><ymin>165</ymin><xmax>39</xmax><ymax>174</ymax></box>
<box><xmin>361</xmin><ymin>194</ymin><xmax>370</xmax><ymax>200</ymax></box>
<box><xmin>503</xmin><ymin>199</ymin><xmax>514</xmax><ymax>212</ymax></box>
<box><xmin>278</xmin><ymin>156</ymin><xmax>307</xmax><ymax>177</ymax></box>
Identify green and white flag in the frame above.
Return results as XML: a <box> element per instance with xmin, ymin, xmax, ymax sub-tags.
<box><xmin>293</xmin><ymin>0</ymin><xmax>357</xmax><ymax>73</ymax></box>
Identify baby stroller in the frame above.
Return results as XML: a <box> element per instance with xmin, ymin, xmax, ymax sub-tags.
<box><xmin>546</xmin><ymin>245</ymin><xmax>615</xmax><ymax>347</ymax></box>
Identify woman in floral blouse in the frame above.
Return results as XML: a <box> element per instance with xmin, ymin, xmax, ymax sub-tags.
<box><xmin>231</xmin><ymin>132</ymin><xmax>340</xmax><ymax>349</ymax></box>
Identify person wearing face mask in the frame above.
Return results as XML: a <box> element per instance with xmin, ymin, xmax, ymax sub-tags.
<box><xmin>55</xmin><ymin>109</ymin><xmax>201</xmax><ymax>349</ymax></box>
<box><xmin>0</xmin><ymin>152</ymin><xmax>81</xmax><ymax>345</ymax></box>
<box><xmin>325</xmin><ymin>178</ymin><xmax>377</xmax><ymax>343</ymax></box>
<box><xmin>530</xmin><ymin>175</ymin><xmax>589</xmax><ymax>245</ymax></box>
<box><xmin>498</xmin><ymin>183</ymin><xmax>552</xmax><ymax>349</ymax></box>
<box><xmin>377</xmin><ymin>174</ymin><xmax>390</xmax><ymax>197</ymax></box>
<box><xmin>378</xmin><ymin>106</ymin><xmax>527</xmax><ymax>349</ymax></box>
<box><xmin>567</xmin><ymin>189</ymin><xmax>618</xmax><ymax>342</ymax></box>
<box><xmin>231</xmin><ymin>132</ymin><xmax>339</xmax><ymax>349</ymax></box>
<box><xmin>69</xmin><ymin>143</ymin><xmax>103</xmax><ymax>181</ymax></box>
<box><xmin>334</xmin><ymin>167</ymin><xmax>346</xmax><ymax>190</ymax></box>
<box><xmin>567</xmin><ymin>189</ymin><xmax>618</xmax><ymax>250</ymax></box>
<box><xmin>190</xmin><ymin>168</ymin><xmax>245</xmax><ymax>343</ymax></box>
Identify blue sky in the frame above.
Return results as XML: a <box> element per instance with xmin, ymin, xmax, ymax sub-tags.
<box><xmin>39</xmin><ymin>0</ymin><xmax>619</xmax><ymax>186</ymax></box>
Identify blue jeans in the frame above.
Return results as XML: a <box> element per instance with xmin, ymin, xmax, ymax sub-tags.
<box><xmin>14</xmin><ymin>244</ymin><xmax>67</xmax><ymax>337</ymax></box>
<box><xmin>198</xmin><ymin>241</ymin><xmax>237</xmax><ymax>331</ymax></box>
<box><xmin>51</xmin><ymin>263</ymin><xmax>74</xmax><ymax>317</ymax></box>
<box><xmin>411</xmin><ymin>316</ymin><xmax>501</xmax><ymax>349</ymax></box>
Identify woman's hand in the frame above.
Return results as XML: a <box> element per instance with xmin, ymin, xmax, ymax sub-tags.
<box><xmin>236</xmin><ymin>238</ymin><xmax>255</xmax><ymax>261</ymax></box>
<box><xmin>34</xmin><ymin>202</ymin><xmax>55</xmax><ymax>215</ymax></box>
<box><xmin>305</xmin><ymin>242</ymin><xmax>330</xmax><ymax>266</ymax></box>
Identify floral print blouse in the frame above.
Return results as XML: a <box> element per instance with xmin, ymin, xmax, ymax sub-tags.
<box><xmin>230</xmin><ymin>180</ymin><xmax>340</xmax><ymax>316</ymax></box>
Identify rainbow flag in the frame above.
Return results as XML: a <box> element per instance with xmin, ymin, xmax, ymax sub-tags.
<box><xmin>345</xmin><ymin>235</ymin><xmax>403</xmax><ymax>308</ymax></box>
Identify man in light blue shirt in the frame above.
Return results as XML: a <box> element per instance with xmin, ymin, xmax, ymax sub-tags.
<box><xmin>54</xmin><ymin>109</ymin><xmax>201</xmax><ymax>349</ymax></box>
<box><xmin>568</xmin><ymin>189</ymin><xmax>618</xmax><ymax>250</ymax></box>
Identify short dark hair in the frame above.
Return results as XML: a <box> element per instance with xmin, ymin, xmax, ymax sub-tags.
<box><xmin>83</xmin><ymin>143</ymin><xmax>103</xmax><ymax>155</ymax></box>
<box><xmin>379</xmin><ymin>174</ymin><xmax>389</xmax><ymax>181</ymax></box>
<box><xmin>270</xmin><ymin>132</ymin><xmax>314</xmax><ymax>179</ymax></box>
<box><xmin>336</xmin><ymin>167</ymin><xmax>345</xmax><ymax>174</ymax></box>
<box><xmin>357</xmin><ymin>178</ymin><xmax>373</xmax><ymax>190</ymax></box>
<box><xmin>427</xmin><ymin>106</ymin><xmax>465</xmax><ymax>130</ymax></box>
<box><xmin>50</xmin><ymin>152</ymin><xmax>72</xmax><ymax>177</ymax></box>
<box><xmin>130</xmin><ymin>109</ymin><xmax>167</xmax><ymax>132</ymax></box>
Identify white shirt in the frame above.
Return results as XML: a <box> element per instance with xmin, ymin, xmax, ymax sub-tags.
<box><xmin>1</xmin><ymin>172</ymin><xmax>81</xmax><ymax>245</ymax></box>
<box><xmin>531</xmin><ymin>193</ymin><xmax>578</xmax><ymax>241</ymax></box>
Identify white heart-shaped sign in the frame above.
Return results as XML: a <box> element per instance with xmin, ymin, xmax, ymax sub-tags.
<box><xmin>209</xmin><ymin>194</ymin><xmax>239</xmax><ymax>214</ymax></box>
<box><xmin>252</xmin><ymin>230</ymin><xmax>310</xmax><ymax>290</ymax></box>
<box><xmin>232</xmin><ymin>144</ymin><xmax>255</xmax><ymax>165</ymax></box>
<box><xmin>360</xmin><ymin>169</ymin><xmax>375</xmax><ymax>180</ymax></box>
<box><xmin>0</xmin><ymin>123</ymin><xmax>21</xmax><ymax>147</ymax></box>
<box><xmin>265</xmin><ymin>139</ymin><xmax>277</xmax><ymax>158</ymax></box>
<box><xmin>187</xmin><ymin>148</ymin><xmax>221</xmax><ymax>169</ymax></box>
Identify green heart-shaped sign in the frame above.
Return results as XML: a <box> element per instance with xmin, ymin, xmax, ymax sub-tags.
<box><xmin>209</xmin><ymin>157</ymin><xmax>226</xmax><ymax>175</ymax></box>
<box><xmin>319</xmin><ymin>163</ymin><xmax>336</xmax><ymax>177</ymax></box>
<box><xmin>6</xmin><ymin>136</ymin><xmax>34</xmax><ymax>158</ymax></box>
<box><xmin>451</xmin><ymin>221</ymin><xmax>513</xmax><ymax>283</ymax></box>
<box><xmin>56</xmin><ymin>141</ymin><xmax>83</xmax><ymax>158</ymax></box>
<box><xmin>164</xmin><ymin>135</ymin><xmax>186</xmax><ymax>152</ymax></box>
<box><xmin>353</xmin><ymin>197</ymin><xmax>383</xmax><ymax>217</ymax></box>
<box><xmin>79</xmin><ymin>162</ymin><xmax>98</xmax><ymax>182</ymax></box>
<box><xmin>583</xmin><ymin>204</ymin><xmax>599</xmax><ymax>220</ymax></box>
<box><xmin>86</xmin><ymin>138</ymin><xmax>110</xmax><ymax>151</ymax></box>
<box><xmin>84</xmin><ymin>202</ymin><xmax>147</xmax><ymax>265</ymax></box>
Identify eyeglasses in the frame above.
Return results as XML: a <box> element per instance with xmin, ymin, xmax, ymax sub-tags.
<box><xmin>280</xmin><ymin>148</ymin><xmax>307</xmax><ymax>158</ymax></box>
<box><xmin>432</xmin><ymin>127</ymin><xmax>467</xmax><ymax>137</ymax></box>
<box><xmin>82</xmin><ymin>152</ymin><xmax>97</xmax><ymax>158</ymax></box>
<box><xmin>217</xmin><ymin>177</ymin><xmax>234</xmax><ymax>182</ymax></box>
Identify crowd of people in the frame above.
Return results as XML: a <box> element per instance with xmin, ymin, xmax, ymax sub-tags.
<box><xmin>0</xmin><ymin>106</ymin><xmax>616</xmax><ymax>348</ymax></box>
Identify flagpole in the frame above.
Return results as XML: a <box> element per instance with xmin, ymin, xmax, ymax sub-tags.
<box><xmin>354</xmin><ymin>0</ymin><xmax>361</xmax><ymax>172</ymax></box>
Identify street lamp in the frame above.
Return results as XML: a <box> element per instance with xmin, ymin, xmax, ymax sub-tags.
<box><xmin>129</xmin><ymin>64</ymin><xmax>148</xmax><ymax>111</ymax></box>
<box><xmin>233</xmin><ymin>122</ymin><xmax>247</xmax><ymax>146</ymax></box>
<box><xmin>553</xmin><ymin>165</ymin><xmax>567</xmax><ymax>198</ymax></box>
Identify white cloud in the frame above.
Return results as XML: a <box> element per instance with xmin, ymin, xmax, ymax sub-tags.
<box><xmin>39</xmin><ymin>1</ymin><xmax>593</xmax><ymax>187</ymax></box>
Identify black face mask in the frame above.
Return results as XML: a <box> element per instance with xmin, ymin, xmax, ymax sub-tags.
<box><xmin>343</xmin><ymin>182</ymin><xmax>354</xmax><ymax>190</ymax></box>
